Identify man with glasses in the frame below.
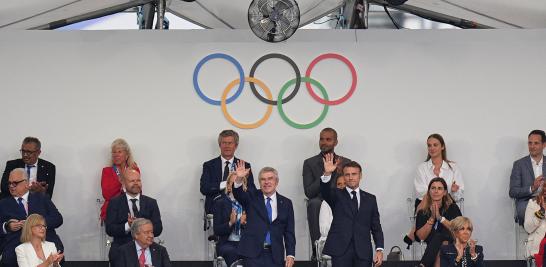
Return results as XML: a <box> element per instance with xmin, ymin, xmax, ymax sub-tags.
<box><xmin>0</xmin><ymin>168</ymin><xmax>63</xmax><ymax>267</ymax></box>
<box><xmin>1</xmin><ymin>137</ymin><xmax>56</xmax><ymax>199</ymax></box>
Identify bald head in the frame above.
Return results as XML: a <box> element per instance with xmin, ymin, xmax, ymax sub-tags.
<box><xmin>123</xmin><ymin>169</ymin><xmax>142</xmax><ymax>197</ymax></box>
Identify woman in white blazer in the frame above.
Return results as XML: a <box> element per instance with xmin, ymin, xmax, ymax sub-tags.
<box><xmin>15</xmin><ymin>214</ymin><xmax>64</xmax><ymax>267</ymax></box>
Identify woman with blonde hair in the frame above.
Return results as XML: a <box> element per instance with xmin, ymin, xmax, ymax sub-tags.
<box><xmin>440</xmin><ymin>216</ymin><xmax>484</xmax><ymax>267</ymax></box>
<box><xmin>15</xmin><ymin>214</ymin><xmax>63</xmax><ymax>267</ymax></box>
<box><xmin>213</xmin><ymin>171</ymin><xmax>247</xmax><ymax>266</ymax></box>
<box><xmin>100</xmin><ymin>138</ymin><xmax>140</xmax><ymax>222</ymax></box>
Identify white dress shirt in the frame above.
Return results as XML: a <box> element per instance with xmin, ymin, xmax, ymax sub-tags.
<box><xmin>25</xmin><ymin>159</ymin><xmax>38</xmax><ymax>183</ymax></box>
<box><xmin>219</xmin><ymin>156</ymin><xmax>235</xmax><ymax>190</ymax></box>
<box><xmin>125</xmin><ymin>193</ymin><xmax>141</xmax><ymax>232</ymax></box>
<box><xmin>532</xmin><ymin>156</ymin><xmax>544</xmax><ymax>178</ymax></box>
<box><xmin>414</xmin><ymin>160</ymin><xmax>464</xmax><ymax>201</ymax></box>
<box><xmin>135</xmin><ymin>241</ymin><xmax>152</xmax><ymax>266</ymax></box>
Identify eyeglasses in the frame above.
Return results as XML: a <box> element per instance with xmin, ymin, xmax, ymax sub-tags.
<box><xmin>20</xmin><ymin>149</ymin><xmax>38</xmax><ymax>156</ymax></box>
<box><xmin>33</xmin><ymin>224</ymin><xmax>47</xmax><ymax>229</ymax></box>
<box><xmin>8</xmin><ymin>179</ymin><xmax>27</xmax><ymax>187</ymax></box>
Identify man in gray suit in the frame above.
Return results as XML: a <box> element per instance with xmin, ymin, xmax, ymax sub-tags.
<box><xmin>302</xmin><ymin>128</ymin><xmax>350</xmax><ymax>259</ymax></box>
<box><xmin>509</xmin><ymin>129</ymin><xmax>546</xmax><ymax>225</ymax></box>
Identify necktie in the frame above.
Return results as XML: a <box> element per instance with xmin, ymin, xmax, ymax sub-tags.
<box><xmin>17</xmin><ymin>197</ymin><xmax>27</xmax><ymax>216</ymax></box>
<box><xmin>222</xmin><ymin>161</ymin><xmax>230</xmax><ymax>181</ymax></box>
<box><xmin>26</xmin><ymin>165</ymin><xmax>34</xmax><ymax>180</ymax></box>
<box><xmin>265</xmin><ymin>197</ymin><xmax>272</xmax><ymax>245</ymax></box>
<box><xmin>351</xmin><ymin>191</ymin><xmax>358</xmax><ymax>213</ymax></box>
<box><xmin>130</xmin><ymin>199</ymin><xmax>140</xmax><ymax>218</ymax></box>
<box><xmin>138</xmin><ymin>248</ymin><xmax>146</xmax><ymax>267</ymax></box>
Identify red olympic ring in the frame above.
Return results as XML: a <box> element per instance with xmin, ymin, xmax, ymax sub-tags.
<box><xmin>305</xmin><ymin>53</ymin><xmax>357</xmax><ymax>106</ymax></box>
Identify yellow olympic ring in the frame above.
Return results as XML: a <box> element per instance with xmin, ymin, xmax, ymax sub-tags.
<box><xmin>221</xmin><ymin>77</ymin><xmax>273</xmax><ymax>129</ymax></box>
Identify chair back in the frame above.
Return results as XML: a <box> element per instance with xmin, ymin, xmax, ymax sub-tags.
<box><xmin>230</xmin><ymin>259</ymin><xmax>244</xmax><ymax>267</ymax></box>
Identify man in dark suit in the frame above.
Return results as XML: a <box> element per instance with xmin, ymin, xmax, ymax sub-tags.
<box><xmin>106</xmin><ymin>169</ymin><xmax>163</xmax><ymax>264</ymax></box>
<box><xmin>114</xmin><ymin>218</ymin><xmax>172</xmax><ymax>267</ymax></box>
<box><xmin>509</xmin><ymin>129</ymin><xmax>546</xmax><ymax>225</ymax></box>
<box><xmin>200</xmin><ymin>129</ymin><xmax>256</xmax><ymax>215</ymax></box>
<box><xmin>1</xmin><ymin>137</ymin><xmax>56</xmax><ymax>199</ymax></box>
<box><xmin>0</xmin><ymin>168</ymin><xmax>63</xmax><ymax>267</ymax></box>
<box><xmin>302</xmin><ymin>128</ymin><xmax>350</xmax><ymax>257</ymax></box>
<box><xmin>320</xmin><ymin>157</ymin><xmax>384</xmax><ymax>267</ymax></box>
<box><xmin>232</xmin><ymin>163</ymin><xmax>295</xmax><ymax>267</ymax></box>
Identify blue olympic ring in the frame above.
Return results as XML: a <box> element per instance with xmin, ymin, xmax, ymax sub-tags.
<box><xmin>193</xmin><ymin>53</ymin><xmax>245</xmax><ymax>105</ymax></box>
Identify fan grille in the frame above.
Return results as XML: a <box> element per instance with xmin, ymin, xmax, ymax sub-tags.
<box><xmin>248</xmin><ymin>0</ymin><xmax>300</xmax><ymax>43</ymax></box>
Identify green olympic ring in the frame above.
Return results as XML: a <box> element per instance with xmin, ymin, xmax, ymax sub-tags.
<box><xmin>277</xmin><ymin>77</ymin><xmax>329</xmax><ymax>129</ymax></box>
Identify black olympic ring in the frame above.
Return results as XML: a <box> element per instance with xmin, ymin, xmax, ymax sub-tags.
<box><xmin>248</xmin><ymin>53</ymin><xmax>301</xmax><ymax>105</ymax></box>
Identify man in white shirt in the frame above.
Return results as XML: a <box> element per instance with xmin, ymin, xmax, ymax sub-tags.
<box><xmin>200</xmin><ymin>130</ymin><xmax>256</xmax><ymax>215</ymax></box>
<box><xmin>510</xmin><ymin>130</ymin><xmax>546</xmax><ymax>225</ymax></box>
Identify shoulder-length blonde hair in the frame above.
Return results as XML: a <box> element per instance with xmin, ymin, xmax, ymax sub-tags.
<box><xmin>20</xmin><ymin>214</ymin><xmax>46</xmax><ymax>243</ymax></box>
<box><xmin>416</xmin><ymin>177</ymin><xmax>454</xmax><ymax>216</ymax></box>
<box><xmin>110</xmin><ymin>138</ymin><xmax>136</xmax><ymax>167</ymax></box>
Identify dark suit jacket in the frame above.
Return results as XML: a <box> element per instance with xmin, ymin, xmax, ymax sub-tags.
<box><xmin>213</xmin><ymin>194</ymin><xmax>239</xmax><ymax>247</ymax></box>
<box><xmin>1</xmin><ymin>158</ymin><xmax>56</xmax><ymax>199</ymax></box>
<box><xmin>200</xmin><ymin>156</ymin><xmax>256</xmax><ymax>214</ymax></box>
<box><xmin>0</xmin><ymin>192</ymin><xmax>63</xmax><ymax>267</ymax></box>
<box><xmin>114</xmin><ymin>241</ymin><xmax>172</xmax><ymax>267</ymax></box>
<box><xmin>509</xmin><ymin>155</ymin><xmax>546</xmax><ymax>224</ymax></box>
<box><xmin>440</xmin><ymin>244</ymin><xmax>484</xmax><ymax>267</ymax></box>
<box><xmin>302</xmin><ymin>153</ymin><xmax>350</xmax><ymax>200</ymax></box>
<box><xmin>233</xmin><ymin>186</ymin><xmax>295</xmax><ymax>265</ymax></box>
<box><xmin>105</xmin><ymin>193</ymin><xmax>163</xmax><ymax>247</ymax></box>
<box><xmin>320</xmin><ymin>178</ymin><xmax>384</xmax><ymax>262</ymax></box>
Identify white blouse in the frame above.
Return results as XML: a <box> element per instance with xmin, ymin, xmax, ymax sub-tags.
<box><xmin>414</xmin><ymin>160</ymin><xmax>464</xmax><ymax>201</ymax></box>
<box><xmin>15</xmin><ymin>241</ymin><xmax>59</xmax><ymax>267</ymax></box>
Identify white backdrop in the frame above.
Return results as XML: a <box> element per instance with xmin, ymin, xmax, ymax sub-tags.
<box><xmin>0</xmin><ymin>29</ymin><xmax>545</xmax><ymax>261</ymax></box>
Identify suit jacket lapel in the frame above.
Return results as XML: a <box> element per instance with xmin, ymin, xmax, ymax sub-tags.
<box><xmin>139</xmin><ymin>196</ymin><xmax>147</xmax><ymax>214</ymax></box>
<box><xmin>214</xmin><ymin>156</ymin><xmax>222</xmax><ymax>184</ymax></box>
<box><xmin>526</xmin><ymin>156</ymin><xmax>536</xmax><ymax>178</ymax></box>
<box><xmin>128</xmin><ymin>242</ymin><xmax>139</xmax><ymax>266</ymax></box>
<box><xmin>273</xmin><ymin>195</ymin><xmax>284</xmax><ymax>223</ymax></box>
<box><xmin>151</xmin><ymin>243</ymin><xmax>160</xmax><ymax>266</ymax></box>
<box><xmin>120</xmin><ymin>194</ymin><xmax>130</xmax><ymax>215</ymax></box>
<box><xmin>342</xmin><ymin>190</ymin><xmax>355</xmax><ymax>218</ymax></box>
<box><xmin>253</xmin><ymin>190</ymin><xmax>270</xmax><ymax>223</ymax></box>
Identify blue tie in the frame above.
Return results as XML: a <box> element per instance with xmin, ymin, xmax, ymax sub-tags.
<box><xmin>265</xmin><ymin>197</ymin><xmax>272</xmax><ymax>245</ymax></box>
<box><xmin>26</xmin><ymin>165</ymin><xmax>34</xmax><ymax>179</ymax></box>
<box><xmin>17</xmin><ymin>197</ymin><xmax>27</xmax><ymax>216</ymax></box>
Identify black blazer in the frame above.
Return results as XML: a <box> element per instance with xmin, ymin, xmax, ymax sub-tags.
<box><xmin>233</xmin><ymin>186</ymin><xmax>295</xmax><ymax>265</ymax></box>
<box><xmin>1</xmin><ymin>158</ymin><xmax>56</xmax><ymax>199</ymax></box>
<box><xmin>320</xmin><ymin>179</ymin><xmax>384</xmax><ymax>262</ymax></box>
<box><xmin>213</xmin><ymin>194</ymin><xmax>240</xmax><ymax>247</ymax></box>
<box><xmin>440</xmin><ymin>243</ymin><xmax>484</xmax><ymax>267</ymax></box>
<box><xmin>200</xmin><ymin>156</ymin><xmax>256</xmax><ymax>214</ymax></box>
<box><xmin>105</xmin><ymin>194</ymin><xmax>163</xmax><ymax>247</ymax></box>
<box><xmin>0</xmin><ymin>192</ymin><xmax>63</xmax><ymax>267</ymax></box>
<box><xmin>114</xmin><ymin>241</ymin><xmax>172</xmax><ymax>267</ymax></box>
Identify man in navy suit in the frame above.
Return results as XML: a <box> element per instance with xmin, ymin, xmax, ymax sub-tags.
<box><xmin>320</xmin><ymin>156</ymin><xmax>384</xmax><ymax>267</ymax></box>
<box><xmin>0</xmin><ymin>168</ymin><xmax>63</xmax><ymax>267</ymax></box>
<box><xmin>232</xmin><ymin>163</ymin><xmax>295</xmax><ymax>267</ymax></box>
<box><xmin>1</xmin><ymin>137</ymin><xmax>56</xmax><ymax>199</ymax></box>
<box><xmin>509</xmin><ymin>129</ymin><xmax>546</xmax><ymax>225</ymax></box>
<box><xmin>114</xmin><ymin>218</ymin><xmax>172</xmax><ymax>267</ymax></box>
<box><xmin>106</xmin><ymin>169</ymin><xmax>163</xmax><ymax>264</ymax></box>
<box><xmin>200</xmin><ymin>129</ymin><xmax>256</xmax><ymax>215</ymax></box>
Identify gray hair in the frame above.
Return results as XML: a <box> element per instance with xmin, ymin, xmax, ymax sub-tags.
<box><xmin>259</xmin><ymin>166</ymin><xmax>279</xmax><ymax>181</ymax></box>
<box><xmin>22</xmin><ymin>137</ymin><xmax>41</xmax><ymax>150</ymax></box>
<box><xmin>111</xmin><ymin>138</ymin><xmax>136</xmax><ymax>167</ymax></box>
<box><xmin>130</xmin><ymin>218</ymin><xmax>153</xmax><ymax>238</ymax></box>
<box><xmin>217</xmin><ymin>130</ymin><xmax>239</xmax><ymax>145</ymax></box>
<box><xmin>10</xmin><ymin>168</ymin><xmax>28</xmax><ymax>180</ymax></box>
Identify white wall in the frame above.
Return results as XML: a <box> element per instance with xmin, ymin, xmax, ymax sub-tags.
<box><xmin>0</xmin><ymin>29</ymin><xmax>545</xmax><ymax>260</ymax></box>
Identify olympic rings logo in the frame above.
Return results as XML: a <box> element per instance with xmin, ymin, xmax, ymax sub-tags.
<box><xmin>193</xmin><ymin>53</ymin><xmax>357</xmax><ymax>129</ymax></box>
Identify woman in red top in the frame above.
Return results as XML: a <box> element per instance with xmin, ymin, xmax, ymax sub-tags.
<box><xmin>100</xmin><ymin>138</ymin><xmax>139</xmax><ymax>222</ymax></box>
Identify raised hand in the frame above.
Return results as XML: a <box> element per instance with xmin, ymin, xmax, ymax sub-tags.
<box><xmin>127</xmin><ymin>213</ymin><xmax>136</xmax><ymax>226</ymax></box>
<box><xmin>241</xmin><ymin>211</ymin><xmax>247</xmax><ymax>225</ymax></box>
<box><xmin>322</xmin><ymin>153</ymin><xmax>337</xmax><ymax>176</ymax></box>
<box><xmin>235</xmin><ymin>160</ymin><xmax>250</xmax><ymax>181</ymax></box>
<box><xmin>469</xmin><ymin>239</ymin><xmax>477</xmax><ymax>257</ymax></box>
<box><xmin>532</xmin><ymin>175</ymin><xmax>544</xmax><ymax>192</ymax></box>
